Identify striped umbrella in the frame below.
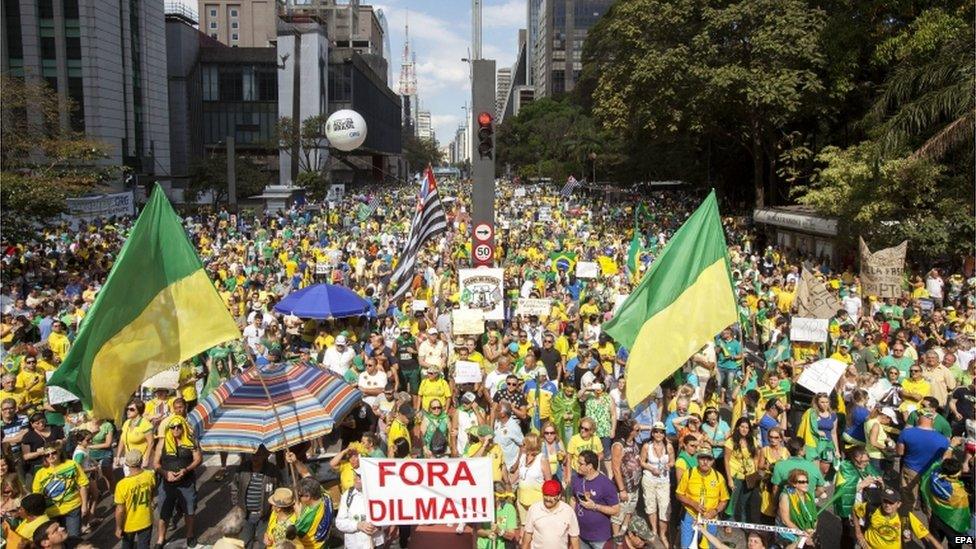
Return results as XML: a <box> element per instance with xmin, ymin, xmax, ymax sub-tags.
<box><xmin>189</xmin><ymin>359</ymin><xmax>362</xmax><ymax>452</ymax></box>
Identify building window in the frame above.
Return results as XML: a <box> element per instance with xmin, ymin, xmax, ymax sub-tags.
<box><xmin>231</xmin><ymin>33</ymin><xmax>238</xmax><ymax>41</ymax></box>
<box><xmin>255</xmin><ymin>68</ymin><xmax>277</xmax><ymax>101</ymax></box>
<box><xmin>210</xmin><ymin>32</ymin><xmax>217</xmax><ymax>38</ymax></box>
<box><xmin>230</xmin><ymin>8</ymin><xmax>237</xmax><ymax>17</ymax></box>
<box><xmin>209</xmin><ymin>8</ymin><xmax>216</xmax><ymax>17</ymax></box>
<box><xmin>218</xmin><ymin>68</ymin><xmax>243</xmax><ymax>101</ymax></box>
<box><xmin>209</xmin><ymin>21</ymin><xmax>217</xmax><ymax>29</ymax></box>
<box><xmin>231</xmin><ymin>21</ymin><xmax>238</xmax><ymax>29</ymax></box>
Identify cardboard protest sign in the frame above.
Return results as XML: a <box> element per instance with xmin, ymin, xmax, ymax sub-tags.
<box><xmin>575</xmin><ymin>261</ymin><xmax>598</xmax><ymax>279</ymax></box>
<box><xmin>795</xmin><ymin>267</ymin><xmax>841</xmax><ymax>319</ymax></box>
<box><xmin>790</xmin><ymin>317</ymin><xmax>829</xmax><ymax>343</ymax></box>
<box><xmin>411</xmin><ymin>300</ymin><xmax>428</xmax><ymax>312</ymax></box>
<box><xmin>361</xmin><ymin>458</ymin><xmax>495</xmax><ymax>526</ymax></box>
<box><xmin>459</xmin><ymin>268</ymin><xmax>504</xmax><ymax>320</ymax></box>
<box><xmin>859</xmin><ymin>238</ymin><xmax>908</xmax><ymax>298</ymax></box>
<box><xmin>452</xmin><ymin>309</ymin><xmax>485</xmax><ymax>335</ymax></box>
<box><xmin>515</xmin><ymin>298</ymin><xmax>551</xmax><ymax>318</ymax></box>
<box><xmin>453</xmin><ymin>360</ymin><xmax>482</xmax><ymax>384</ymax></box>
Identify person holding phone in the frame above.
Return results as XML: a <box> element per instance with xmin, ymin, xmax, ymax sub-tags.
<box><xmin>571</xmin><ymin>450</ymin><xmax>620</xmax><ymax>549</ymax></box>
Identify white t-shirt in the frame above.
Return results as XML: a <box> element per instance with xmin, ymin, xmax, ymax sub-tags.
<box><xmin>926</xmin><ymin>276</ymin><xmax>944</xmax><ymax>298</ymax></box>
<box><xmin>484</xmin><ymin>370</ymin><xmax>509</xmax><ymax>398</ymax></box>
<box><xmin>242</xmin><ymin>325</ymin><xmax>265</xmax><ymax>349</ymax></box>
<box><xmin>358</xmin><ymin>370</ymin><xmax>388</xmax><ymax>407</ymax></box>
<box><xmin>323</xmin><ymin>346</ymin><xmax>355</xmax><ymax>376</ymax></box>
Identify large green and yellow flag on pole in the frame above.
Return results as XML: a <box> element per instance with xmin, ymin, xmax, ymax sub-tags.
<box><xmin>50</xmin><ymin>185</ymin><xmax>240</xmax><ymax>420</ymax></box>
<box><xmin>603</xmin><ymin>190</ymin><xmax>736</xmax><ymax>405</ymax></box>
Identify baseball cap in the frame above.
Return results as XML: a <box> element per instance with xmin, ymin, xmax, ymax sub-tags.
<box><xmin>335</xmin><ymin>335</ymin><xmax>348</xmax><ymax>346</ymax></box>
<box><xmin>542</xmin><ymin>479</ymin><xmax>562</xmax><ymax>497</ymax></box>
<box><xmin>427</xmin><ymin>327</ymin><xmax>439</xmax><ymax>335</ymax></box>
<box><xmin>628</xmin><ymin>516</ymin><xmax>655</xmax><ymax>543</ymax></box>
<box><xmin>652</xmin><ymin>421</ymin><xmax>665</xmax><ymax>430</ymax></box>
<box><xmin>881</xmin><ymin>487</ymin><xmax>901</xmax><ymax>503</ymax></box>
<box><xmin>461</xmin><ymin>392</ymin><xmax>477</xmax><ymax>404</ymax></box>
<box><xmin>507</xmin><ymin>342</ymin><xmax>519</xmax><ymax>353</ymax></box>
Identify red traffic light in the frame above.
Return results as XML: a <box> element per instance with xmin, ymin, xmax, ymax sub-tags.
<box><xmin>477</xmin><ymin>112</ymin><xmax>493</xmax><ymax>127</ymax></box>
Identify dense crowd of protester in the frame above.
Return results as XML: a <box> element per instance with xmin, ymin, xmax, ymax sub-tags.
<box><xmin>0</xmin><ymin>178</ymin><xmax>974</xmax><ymax>549</ymax></box>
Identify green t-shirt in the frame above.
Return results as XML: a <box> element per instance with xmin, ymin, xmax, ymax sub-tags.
<box><xmin>476</xmin><ymin>502</ymin><xmax>518</xmax><ymax>549</ymax></box>
<box><xmin>879</xmin><ymin>355</ymin><xmax>915</xmax><ymax>380</ymax></box>
<box><xmin>905</xmin><ymin>411</ymin><xmax>952</xmax><ymax>438</ymax></box>
<box><xmin>771</xmin><ymin>457</ymin><xmax>826</xmax><ymax>491</ymax></box>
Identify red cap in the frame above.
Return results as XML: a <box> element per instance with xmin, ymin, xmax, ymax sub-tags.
<box><xmin>542</xmin><ymin>479</ymin><xmax>562</xmax><ymax>497</ymax></box>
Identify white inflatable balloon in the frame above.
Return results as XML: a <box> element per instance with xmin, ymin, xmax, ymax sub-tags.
<box><xmin>326</xmin><ymin>110</ymin><xmax>367</xmax><ymax>151</ymax></box>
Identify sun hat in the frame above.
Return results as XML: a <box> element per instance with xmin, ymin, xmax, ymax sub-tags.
<box><xmin>268</xmin><ymin>487</ymin><xmax>295</xmax><ymax>507</ymax></box>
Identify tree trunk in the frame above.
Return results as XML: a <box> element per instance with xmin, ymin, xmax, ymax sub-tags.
<box><xmin>751</xmin><ymin>117</ymin><xmax>765</xmax><ymax>209</ymax></box>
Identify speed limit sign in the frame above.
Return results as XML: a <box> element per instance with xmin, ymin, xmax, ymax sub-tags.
<box><xmin>473</xmin><ymin>244</ymin><xmax>493</xmax><ymax>263</ymax></box>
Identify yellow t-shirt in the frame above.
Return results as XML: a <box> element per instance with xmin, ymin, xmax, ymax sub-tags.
<box><xmin>417</xmin><ymin>378</ymin><xmax>451</xmax><ymax>411</ymax></box>
<box><xmin>387</xmin><ymin>419</ymin><xmax>411</xmax><ymax>453</ymax></box>
<box><xmin>178</xmin><ymin>364</ymin><xmax>198</xmax><ymax>402</ymax></box>
<box><xmin>15</xmin><ymin>369</ymin><xmax>45</xmax><ymax>404</ymax></box>
<box><xmin>0</xmin><ymin>389</ymin><xmax>25</xmax><ymax>410</ymax></box>
<box><xmin>33</xmin><ymin>460</ymin><xmax>89</xmax><ymax>516</ymax></box>
<box><xmin>854</xmin><ymin>503</ymin><xmax>929</xmax><ymax>549</ymax></box>
<box><xmin>723</xmin><ymin>440</ymin><xmax>758</xmax><ymax>479</ymax></box>
<box><xmin>465</xmin><ymin>442</ymin><xmax>506</xmax><ymax>482</ymax></box>
<box><xmin>675</xmin><ymin>467</ymin><xmax>730</xmax><ymax>519</ymax></box>
<box><xmin>567</xmin><ymin>434</ymin><xmax>603</xmax><ymax>472</ymax></box>
<box><xmin>899</xmin><ymin>378</ymin><xmax>931</xmax><ymax>412</ymax></box>
<box><xmin>15</xmin><ymin>515</ymin><xmax>49</xmax><ymax>539</ymax></box>
<box><xmin>48</xmin><ymin>332</ymin><xmax>71</xmax><ymax>360</ymax></box>
<box><xmin>114</xmin><ymin>470</ymin><xmax>156</xmax><ymax>532</ymax></box>
<box><xmin>121</xmin><ymin>417</ymin><xmax>155</xmax><ymax>455</ymax></box>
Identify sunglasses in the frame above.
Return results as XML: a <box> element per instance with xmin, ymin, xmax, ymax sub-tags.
<box><xmin>580</xmin><ymin>426</ymin><xmax>592</xmax><ymax>432</ymax></box>
<box><xmin>507</xmin><ymin>381</ymin><xmax>518</xmax><ymax>386</ymax></box>
<box><xmin>431</xmin><ymin>406</ymin><xmax>442</xmax><ymax>411</ymax></box>
<box><xmin>127</xmin><ymin>407</ymin><xmax>138</xmax><ymax>412</ymax></box>
<box><xmin>795</xmin><ymin>479</ymin><xmax>809</xmax><ymax>484</ymax></box>
<box><xmin>543</xmin><ymin>431</ymin><xmax>557</xmax><ymax>435</ymax></box>
<box><xmin>910</xmin><ymin>369</ymin><xmax>921</xmax><ymax>373</ymax></box>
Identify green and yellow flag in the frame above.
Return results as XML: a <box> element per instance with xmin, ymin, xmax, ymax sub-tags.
<box><xmin>50</xmin><ymin>186</ymin><xmax>240</xmax><ymax>420</ymax></box>
<box><xmin>603</xmin><ymin>190</ymin><xmax>736</xmax><ymax>405</ymax></box>
<box><xmin>549</xmin><ymin>251</ymin><xmax>577</xmax><ymax>272</ymax></box>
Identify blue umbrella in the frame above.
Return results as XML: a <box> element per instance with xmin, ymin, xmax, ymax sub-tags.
<box><xmin>273</xmin><ymin>283</ymin><xmax>375</xmax><ymax>320</ymax></box>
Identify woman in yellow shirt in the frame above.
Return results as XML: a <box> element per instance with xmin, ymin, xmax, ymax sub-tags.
<box><xmin>116</xmin><ymin>399</ymin><xmax>154</xmax><ymax>472</ymax></box>
<box><xmin>417</xmin><ymin>369</ymin><xmax>451</xmax><ymax>412</ymax></box>
<box><xmin>723</xmin><ymin>418</ymin><xmax>759</xmax><ymax>526</ymax></box>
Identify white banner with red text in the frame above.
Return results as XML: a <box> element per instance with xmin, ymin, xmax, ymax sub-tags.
<box><xmin>360</xmin><ymin>458</ymin><xmax>495</xmax><ymax>526</ymax></box>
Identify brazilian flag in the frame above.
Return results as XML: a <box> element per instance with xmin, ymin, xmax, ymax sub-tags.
<box><xmin>549</xmin><ymin>251</ymin><xmax>577</xmax><ymax>272</ymax></box>
<box><xmin>921</xmin><ymin>461</ymin><xmax>970</xmax><ymax>534</ymax></box>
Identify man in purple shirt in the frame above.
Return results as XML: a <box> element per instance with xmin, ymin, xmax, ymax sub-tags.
<box><xmin>571</xmin><ymin>450</ymin><xmax>620</xmax><ymax>549</ymax></box>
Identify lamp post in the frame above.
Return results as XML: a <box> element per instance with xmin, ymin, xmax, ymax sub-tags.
<box><xmin>589</xmin><ymin>152</ymin><xmax>597</xmax><ymax>184</ymax></box>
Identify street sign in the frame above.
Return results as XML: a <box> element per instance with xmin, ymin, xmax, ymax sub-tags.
<box><xmin>473</xmin><ymin>223</ymin><xmax>493</xmax><ymax>241</ymax></box>
<box><xmin>473</xmin><ymin>244</ymin><xmax>493</xmax><ymax>263</ymax></box>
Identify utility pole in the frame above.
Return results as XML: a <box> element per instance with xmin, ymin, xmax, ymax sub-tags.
<box><xmin>470</xmin><ymin>59</ymin><xmax>495</xmax><ymax>267</ymax></box>
<box><xmin>227</xmin><ymin>135</ymin><xmax>237</xmax><ymax>209</ymax></box>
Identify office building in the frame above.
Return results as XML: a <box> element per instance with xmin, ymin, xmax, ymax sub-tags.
<box><xmin>499</xmin><ymin>29</ymin><xmax>532</xmax><ymax>123</ymax></box>
<box><xmin>199</xmin><ymin>0</ymin><xmax>277</xmax><ymax>47</ymax></box>
<box><xmin>496</xmin><ymin>67</ymin><xmax>511</xmax><ymax>120</ymax></box>
<box><xmin>2</xmin><ymin>0</ymin><xmax>170</xmax><ymax>186</ymax></box>
<box><xmin>534</xmin><ymin>0</ymin><xmax>612</xmax><ymax>97</ymax></box>
<box><xmin>416</xmin><ymin>109</ymin><xmax>432</xmax><ymax>141</ymax></box>
<box><xmin>525</xmin><ymin>0</ymin><xmax>541</xmax><ymax>86</ymax></box>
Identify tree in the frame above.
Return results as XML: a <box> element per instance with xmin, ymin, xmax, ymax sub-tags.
<box><xmin>272</xmin><ymin>114</ymin><xmax>330</xmax><ymax>196</ymax></box>
<box><xmin>402</xmin><ymin>131</ymin><xmax>442</xmax><ymax>173</ymax></box>
<box><xmin>582</xmin><ymin>0</ymin><xmax>826</xmax><ymax>206</ymax></box>
<box><xmin>0</xmin><ymin>75</ymin><xmax>119</xmax><ymax>241</ymax></box>
<box><xmin>794</xmin><ymin>6</ymin><xmax>975</xmax><ymax>265</ymax></box>
<box><xmin>495</xmin><ymin>98</ymin><xmax>623</xmax><ymax>182</ymax></box>
<box><xmin>185</xmin><ymin>154</ymin><xmax>269</xmax><ymax>205</ymax></box>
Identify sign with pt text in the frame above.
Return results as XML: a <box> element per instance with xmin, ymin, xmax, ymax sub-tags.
<box><xmin>361</xmin><ymin>458</ymin><xmax>495</xmax><ymax>526</ymax></box>
<box><xmin>859</xmin><ymin>238</ymin><xmax>907</xmax><ymax>298</ymax></box>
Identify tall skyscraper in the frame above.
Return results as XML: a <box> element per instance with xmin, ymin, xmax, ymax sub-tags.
<box><xmin>2</xmin><ymin>0</ymin><xmax>171</xmax><ymax>183</ymax></box>
<box><xmin>534</xmin><ymin>0</ymin><xmax>612</xmax><ymax>97</ymax></box>
<box><xmin>416</xmin><ymin>110</ymin><xmax>432</xmax><ymax>141</ymax></box>
<box><xmin>495</xmin><ymin>67</ymin><xmax>512</xmax><ymax>119</ymax></box>
<box><xmin>525</xmin><ymin>0</ymin><xmax>541</xmax><ymax>86</ymax></box>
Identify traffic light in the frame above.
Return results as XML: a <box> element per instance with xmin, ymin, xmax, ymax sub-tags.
<box><xmin>477</xmin><ymin>111</ymin><xmax>493</xmax><ymax>159</ymax></box>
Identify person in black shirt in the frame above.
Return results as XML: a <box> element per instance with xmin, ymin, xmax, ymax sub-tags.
<box><xmin>948</xmin><ymin>377</ymin><xmax>975</xmax><ymax>436</ymax></box>
<box><xmin>152</xmin><ymin>418</ymin><xmax>202</xmax><ymax>549</ymax></box>
<box><xmin>538</xmin><ymin>333</ymin><xmax>564</xmax><ymax>382</ymax></box>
